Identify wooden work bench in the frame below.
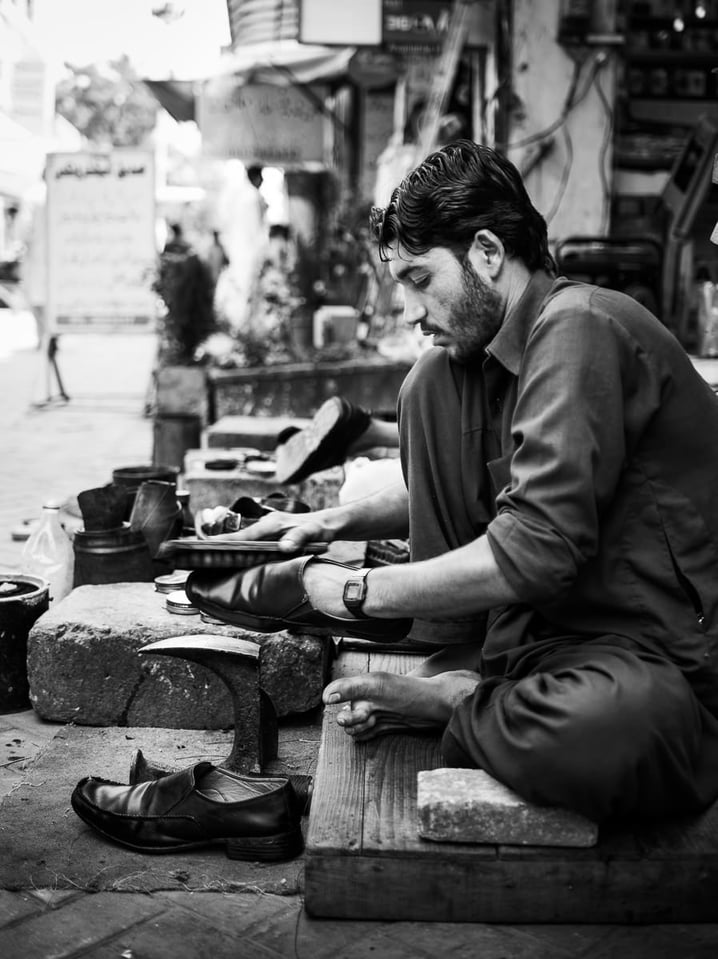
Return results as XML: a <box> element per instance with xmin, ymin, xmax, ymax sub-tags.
<box><xmin>304</xmin><ymin>647</ymin><xmax>718</xmax><ymax>923</ymax></box>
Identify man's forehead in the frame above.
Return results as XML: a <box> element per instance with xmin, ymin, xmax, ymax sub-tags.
<box><xmin>388</xmin><ymin>244</ymin><xmax>429</xmax><ymax>280</ymax></box>
<box><xmin>388</xmin><ymin>244</ymin><xmax>449</xmax><ymax>281</ymax></box>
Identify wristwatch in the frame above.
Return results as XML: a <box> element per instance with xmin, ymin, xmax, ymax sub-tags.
<box><xmin>342</xmin><ymin>569</ymin><xmax>371</xmax><ymax>619</ymax></box>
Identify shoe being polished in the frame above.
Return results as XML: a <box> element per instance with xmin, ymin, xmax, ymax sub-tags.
<box><xmin>185</xmin><ymin>555</ymin><xmax>412</xmax><ymax>642</ymax></box>
<box><xmin>71</xmin><ymin>762</ymin><xmax>304</xmax><ymax>861</ymax></box>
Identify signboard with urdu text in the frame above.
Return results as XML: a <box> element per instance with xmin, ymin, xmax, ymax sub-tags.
<box><xmin>299</xmin><ymin>0</ymin><xmax>494</xmax><ymax>51</ymax></box>
<box><xmin>46</xmin><ymin>150</ymin><xmax>156</xmax><ymax>329</ymax></box>
<box><xmin>199</xmin><ymin>80</ymin><xmax>328</xmax><ymax>166</ymax></box>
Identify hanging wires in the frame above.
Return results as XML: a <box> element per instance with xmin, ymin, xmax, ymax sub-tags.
<box><xmin>593</xmin><ymin>63</ymin><xmax>615</xmax><ymax>234</ymax></box>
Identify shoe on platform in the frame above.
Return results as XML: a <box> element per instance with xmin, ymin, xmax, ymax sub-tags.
<box><xmin>274</xmin><ymin>396</ymin><xmax>371</xmax><ymax>484</ymax></box>
<box><xmin>185</xmin><ymin>555</ymin><xmax>412</xmax><ymax>642</ymax></box>
<box><xmin>71</xmin><ymin>761</ymin><xmax>304</xmax><ymax>861</ymax></box>
<box><xmin>128</xmin><ymin>748</ymin><xmax>313</xmax><ymax>815</ymax></box>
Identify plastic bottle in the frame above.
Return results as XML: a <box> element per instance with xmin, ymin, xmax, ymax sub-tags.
<box><xmin>21</xmin><ymin>502</ymin><xmax>75</xmax><ymax>604</ymax></box>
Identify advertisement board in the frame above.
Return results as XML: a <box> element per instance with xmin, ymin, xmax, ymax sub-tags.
<box><xmin>199</xmin><ymin>80</ymin><xmax>329</xmax><ymax>166</ymax></box>
<box><xmin>45</xmin><ymin>150</ymin><xmax>156</xmax><ymax>330</ymax></box>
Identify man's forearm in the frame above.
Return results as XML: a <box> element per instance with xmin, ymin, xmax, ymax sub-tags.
<box><xmin>321</xmin><ymin>480</ymin><xmax>410</xmax><ymax>541</ymax></box>
<box><xmin>364</xmin><ymin>534</ymin><xmax>519</xmax><ymax>617</ymax></box>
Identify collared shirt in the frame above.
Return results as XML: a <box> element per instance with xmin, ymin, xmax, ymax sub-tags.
<box><xmin>400</xmin><ymin>273</ymin><xmax>718</xmax><ymax>713</ymax></box>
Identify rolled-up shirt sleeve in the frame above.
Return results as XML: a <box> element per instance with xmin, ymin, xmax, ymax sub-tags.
<box><xmin>486</xmin><ymin>296</ymin><xmax>644</xmax><ymax>604</ymax></box>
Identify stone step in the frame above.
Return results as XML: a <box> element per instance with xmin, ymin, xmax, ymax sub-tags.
<box><xmin>204</xmin><ymin>414</ymin><xmax>311</xmax><ymax>451</ymax></box>
<box><xmin>27</xmin><ymin>583</ymin><xmax>332</xmax><ymax>729</ymax></box>
<box><xmin>181</xmin><ymin>447</ymin><xmax>343</xmax><ymax>513</ymax></box>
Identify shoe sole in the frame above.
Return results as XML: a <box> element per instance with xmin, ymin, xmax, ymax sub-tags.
<box><xmin>274</xmin><ymin>397</ymin><xmax>345</xmax><ymax>483</ymax></box>
<box><xmin>72</xmin><ymin>796</ymin><xmax>304</xmax><ymax>862</ymax></box>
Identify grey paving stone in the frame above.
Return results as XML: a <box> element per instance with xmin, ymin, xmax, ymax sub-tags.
<box><xmin>417</xmin><ymin>768</ymin><xmax>598</xmax><ymax>847</ymax></box>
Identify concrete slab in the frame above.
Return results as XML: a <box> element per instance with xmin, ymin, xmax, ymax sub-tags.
<box><xmin>181</xmin><ymin>452</ymin><xmax>343</xmax><ymax>513</ymax></box>
<box><xmin>205</xmin><ymin>415</ymin><xmax>311</xmax><ymax>451</ymax></box>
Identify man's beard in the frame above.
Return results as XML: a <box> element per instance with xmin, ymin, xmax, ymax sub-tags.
<box><xmin>448</xmin><ymin>256</ymin><xmax>504</xmax><ymax>363</ymax></box>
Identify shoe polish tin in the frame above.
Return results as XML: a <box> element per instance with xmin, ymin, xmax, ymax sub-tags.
<box><xmin>155</xmin><ymin>570</ymin><xmax>190</xmax><ymax>594</ymax></box>
<box><xmin>165</xmin><ymin>589</ymin><xmax>199</xmax><ymax>615</ymax></box>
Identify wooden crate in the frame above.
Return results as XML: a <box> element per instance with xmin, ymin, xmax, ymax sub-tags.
<box><xmin>304</xmin><ymin>650</ymin><xmax>718</xmax><ymax>922</ymax></box>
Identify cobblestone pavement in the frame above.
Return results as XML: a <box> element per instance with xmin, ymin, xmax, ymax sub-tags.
<box><xmin>1</xmin><ymin>333</ymin><xmax>717</xmax><ymax>957</ymax></box>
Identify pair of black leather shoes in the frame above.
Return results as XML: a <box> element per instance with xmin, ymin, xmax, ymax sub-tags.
<box><xmin>185</xmin><ymin>554</ymin><xmax>412</xmax><ymax>642</ymax></box>
<box><xmin>71</xmin><ymin>762</ymin><xmax>305</xmax><ymax>862</ymax></box>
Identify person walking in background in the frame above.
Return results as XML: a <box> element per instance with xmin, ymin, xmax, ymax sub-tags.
<box><xmin>205</xmin><ymin>229</ymin><xmax>229</xmax><ymax>288</ymax></box>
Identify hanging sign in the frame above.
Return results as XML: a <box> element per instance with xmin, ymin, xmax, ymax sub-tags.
<box><xmin>198</xmin><ymin>80</ymin><xmax>328</xmax><ymax>166</ymax></box>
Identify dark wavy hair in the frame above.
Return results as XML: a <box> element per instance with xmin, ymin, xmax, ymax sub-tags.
<box><xmin>370</xmin><ymin>139</ymin><xmax>555</xmax><ymax>274</ymax></box>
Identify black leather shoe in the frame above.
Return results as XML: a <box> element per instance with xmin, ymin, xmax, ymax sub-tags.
<box><xmin>71</xmin><ymin>762</ymin><xmax>304</xmax><ymax>861</ymax></box>
<box><xmin>128</xmin><ymin>748</ymin><xmax>313</xmax><ymax>815</ymax></box>
<box><xmin>185</xmin><ymin>555</ymin><xmax>412</xmax><ymax>642</ymax></box>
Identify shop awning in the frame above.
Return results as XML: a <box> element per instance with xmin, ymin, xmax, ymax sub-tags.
<box><xmin>143</xmin><ymin>80</ymin><xmax>197</xmax><ymax>124</ymax></box>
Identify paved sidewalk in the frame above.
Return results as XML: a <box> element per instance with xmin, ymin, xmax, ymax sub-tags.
<box><xmin>1</xmin><ymin>334</ymin><xmax>717</xmax><ymax>957</ymax></box>
<box><xmin>0</xmin><ymin>332</ymin><xmax>156</xmax><ymax>574</ymax></box>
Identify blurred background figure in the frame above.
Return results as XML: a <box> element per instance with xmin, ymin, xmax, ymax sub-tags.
<box><xmin>205</xmin><ymin>228</ymin><xmax>229</xmax><ymax>287</ymax></box>
<box><xmin>213</xmin><ymin>161</ymin><xmax>269</xmax><ymax>335</ymax></box>
<box><xmin>162</xmin><ymin>222</ymin><xmax>191</xmax><ymax>255</ymax></box>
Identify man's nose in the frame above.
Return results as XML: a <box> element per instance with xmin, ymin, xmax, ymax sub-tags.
<box><xmin>404</xmin><ymin>298</ymin><xmax>428</xmax><ymax>327</ymax></box>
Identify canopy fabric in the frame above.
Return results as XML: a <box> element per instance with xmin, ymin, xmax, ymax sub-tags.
<box><xmin>215</xmin><ymin>40</ymin><xmax>355</xmax><ymax>84</ymax></box>
<box><xmin>143</xmin><ymin>80</ymin><xmax>197</xmax><ymax>123</ymax></box>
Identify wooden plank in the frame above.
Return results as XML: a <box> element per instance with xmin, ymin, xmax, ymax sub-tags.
<box><xmin>367</xmin><ymin>651</ymin><xmax>425</xmax><ymax>675</ymax></box>
<box><xmin>633</xmin><ymin>802</ymin><xmax>718</xmax><ymax>860</ymax></box>
<box><xmin>305</xmin><ymin>704</ymin><xmax>367</xmax><ymax>856</ymax></box>
<box><xmin>306</xmin><ymin>647</ymin><xmax>718</xmax><ymax>922</ymax></box>
<box><xmin>304</xmin><ymin>852</ymin><xmax>718</xmax><ymax>923</ymax></box>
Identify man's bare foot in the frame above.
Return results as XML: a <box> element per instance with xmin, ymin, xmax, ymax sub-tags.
<box><xmin>322</xmin><ymin>670</ymin><xmax>480</xmax><ymax>741</ymax></box>
<box><xmin>409</xmin><ymin>644</ymin><xmax>482</xmax><ymax>678</ymax></box>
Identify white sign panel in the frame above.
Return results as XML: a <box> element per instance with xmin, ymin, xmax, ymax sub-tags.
<box><xmin>299</xmin><ymin>0</ymin><xmax>382</xmax><ymax>46</ymax></box>
<box><xmin>199</xmin><ymin>80</ymin><xmax>328</xmax><ymax>166</ymax></box>
<box><xmin>46</xmin><ymin>150</ymin><xmax>156</xmax><ymax>329</ymax></box>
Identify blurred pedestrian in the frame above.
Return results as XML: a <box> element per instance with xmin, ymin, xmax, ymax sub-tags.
<box><xmin>205</xmin><ymin>229</ymin><xmax>229</xmax><ymax>286</ymax></box>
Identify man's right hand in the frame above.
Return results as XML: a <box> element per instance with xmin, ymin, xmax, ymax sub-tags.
<box><xmin>217</xmin><ymin>508</ymin><xmax>335</xmax><ymax>553</ymax></box>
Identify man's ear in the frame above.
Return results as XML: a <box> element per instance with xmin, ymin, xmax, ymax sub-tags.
<box><xmin>470</xmin><ymin>229</ymin><xmax>505</xmax><ymax>277</ymax></box>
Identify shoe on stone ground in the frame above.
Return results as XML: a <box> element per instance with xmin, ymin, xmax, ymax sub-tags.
<box><xmin>128</xmin><ymin>748</ymin><xmax>313</xmax><ymax>815</ymax></box>
<box><xmin>71</xmin><ymin>761</ymin><xmax>304</xmax><ymax>861</ymax></box>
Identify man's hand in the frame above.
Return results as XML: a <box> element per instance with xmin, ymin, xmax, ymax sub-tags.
<box><xmin>219</xmin><ymin>508</ymin><xmax>334</xmax><ymax>552</ymax></box>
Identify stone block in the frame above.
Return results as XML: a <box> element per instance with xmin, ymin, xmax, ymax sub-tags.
<box><xmin>204</xmin><ymin>415</ymin><xmax>311</xmax><ymax>451</ymax></box>
<box><xmin>417</xmin><ymin>768</ymin><xmax>598</xmax><ymax>847</ymax></box>
<box><xmin>27</xmin><ymin>583</ymin><xmax>332</xmax><ymax>728</ymax></box>
<box><xmin>208</xmin><ymin>357</ymin><xmax>412</xmax><ymax>419</ymax></box>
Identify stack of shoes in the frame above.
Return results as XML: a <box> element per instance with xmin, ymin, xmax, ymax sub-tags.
<box><xmin>71</xmin><ymin>761</ymin><xmax>306</xmax><ymax>862</ymax></box>
<box><xmin>274</xmin><ymin>396</ymin><xmax>371</xmax><ymax>484</ymax></box>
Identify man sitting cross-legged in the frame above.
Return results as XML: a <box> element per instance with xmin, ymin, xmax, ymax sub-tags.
<box><xmin>206</xmin><ymin>140</ymin><xmax>718</xmax><ymax>826</ymax></box>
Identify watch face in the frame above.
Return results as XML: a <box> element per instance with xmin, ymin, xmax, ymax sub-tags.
<box><xmin>344</xmin><ymin>580</ymin><xmax>365</xmax><ymax>603</ymax></box>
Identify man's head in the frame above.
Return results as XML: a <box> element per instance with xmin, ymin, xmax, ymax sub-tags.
<box><xmin>371</xmin><ymin>140</ymin><xmax>554</xmax><ymax>362</ymax></box>
<box><xmin>247</xmin><ymin>164</ymin><xmax>264</xmax><ymax>189</ymax></box>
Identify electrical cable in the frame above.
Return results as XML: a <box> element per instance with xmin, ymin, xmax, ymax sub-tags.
<box><xmin>593</xmin><ymin>66</ymin><xmax>615</xmax><ymax>234</ymax></box>
<box><xmin>544</xmin><ymin>123</ymin><xmax>574</xmax><ymax>225</ymax></box>
<box><xmin>499</xmin><ymin>51</ymin><xmax>605</xmax><ymax>152</ymax></box>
